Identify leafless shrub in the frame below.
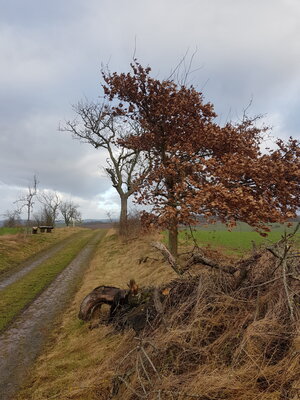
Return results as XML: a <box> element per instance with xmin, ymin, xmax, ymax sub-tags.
<box><xmin>2</xmin><ymin>209</ymin><xmax>22</xmax><ymax>227</ymax></box>
<box><xmin>115</xmin><ymin>209</ymin><xmax>142</xmax><ymax>240</ymax></box>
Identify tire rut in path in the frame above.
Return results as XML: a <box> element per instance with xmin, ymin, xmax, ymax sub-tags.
<box><xmin>0</xmin><ymin>230</ymin><xmax>106</xmax><ymax>400</ymax></box>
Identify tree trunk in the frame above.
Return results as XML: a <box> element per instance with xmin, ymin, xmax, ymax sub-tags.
<box><xmin>165</xmin><ymin>176</ymin><xmax>178</xmax><ymax>258</ymax></box>
<box><xmin>168</xmin><ymin>223</ymin><xmax>178</xmax><ymax>259</ymax></box>
<box><xmin>119</xmin><ymin>195</ymin><xmax>128</xmax><ymax>236</ymax></box>
<box><xmin>26</xmin><ymin>206</ymin><xmax>31</xmax><ymax>234</ymax></box>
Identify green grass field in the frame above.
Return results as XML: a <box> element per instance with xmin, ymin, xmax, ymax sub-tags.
<box><xmin>177</xmin><ymin>222</ymin><xmax>300</xmax><ymax>255</ymax></box>
<box><xmin>0</xmin><ymin>227</ymin><xmax>24</xmax><ymax>235</ymax></box>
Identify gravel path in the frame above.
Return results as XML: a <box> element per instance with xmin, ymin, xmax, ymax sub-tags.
<box><xmin>0</xmin><ymin>230</ymin><xmax>105</xmax><ymax>400</ymax></box>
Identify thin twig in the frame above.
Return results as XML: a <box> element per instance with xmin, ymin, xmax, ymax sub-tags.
<box><xmin>242</xmin><ymin>348</ymin><xmax>270</xmax><ymax>387</ymax></box>
<box><xmin>145</xmin><ymin>308</ymin><xmax>156</xmax><ymax>330</ymax></box>
<box><xmin>136</xmin><ymin>355</ymin><xmax>147</xmax><ymax>394</ymax></box>
<box><xmin>118</xmin><ymin>347</ymin><xmax>137</xmax><ymax>365</ymax></box>
<box><xmin>188</xmin><ymin>223</ymin><xmax>200</xmax><ymax>250</ymax></box>
<box><xmin>266</xmin><ymin>247</ymin><xmax>281</xmax><ymax>259</ymax></box>
<box><xmin>117</xmin><ymin>376</ymin><xmax>146</xmax><ymax>398</ymax></box>
<box><xmin>254</xmin><ymin>289</ymin><xmax>260</xmax><ymax>321</ymax></box>
<box><xmin>139</xmin><ymin>353</ymin><xmax>151</xmax><ymax>382</ymax></box>
<box><xmin>153</xmin><ymin>288</ymin><xmax>168</xmax><ymax>330</ymax></box>
<box><xmin>291</xmin><ymin>274</ymin><xmax>300</xmax><ymax>281</ymax></box>
<box><xmin>288</xmin><ymin>255</ymin><xmax>300</xmax><ymax>258</ymax></box>
<box><xmin>270</xmin><ymin>257</ymin><xmax>284</xmax><ymax>276</ymax></box>
<box><xmin>238</xmin><ymin>275</ymin><xmax>289</xmax><ymax>290</ymax></box>
<box><xmin>288</xmin><ymin>222</ymin><xmax>300</xmax><ymax>238</ymax></box>
<box><xmin>141</xmin><ymin>347</ymin><xmax>161</xmax><ymax>379</ymax></box>
<box><xmin>282</xmin><ymin>250</ymin><xmax>295</xmax><ymax>321</ymax></box>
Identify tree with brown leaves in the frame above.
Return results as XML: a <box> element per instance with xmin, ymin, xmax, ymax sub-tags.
<box><xmin>102</xmin><ymin>61</ymin><xmax>300</xmax><ymax>257</ymax></box>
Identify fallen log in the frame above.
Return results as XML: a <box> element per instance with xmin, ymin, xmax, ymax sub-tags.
<box><xmin>78</xmin><ymin>280</ymin><xmax>139</xmax><ymax>322</ymax></box>
<box><xmin>78</xmin><ymin>285</ymin><xmax>127</xmax><ymax>321</ymax></box>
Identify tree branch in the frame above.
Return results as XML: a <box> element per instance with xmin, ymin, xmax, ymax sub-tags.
<box><xmin>151</xmin><ymin>242</ymin><xmax>182</xmax><ymax>275</ymax></box>
<box><xmin>184</xmin><ymin>252</ymin><xmax>237</xmax><ymax>275</ymax></box>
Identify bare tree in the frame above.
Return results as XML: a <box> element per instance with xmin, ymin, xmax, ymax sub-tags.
<box><xmin>33</xmin><ymin>208</ymin><xmax>44</xmax><ymax>227</ymax></box>
<box><xmin>38</xmin><ymin>191</ymin><xmax>61</xmax><ymax>226</ymax></box>
<box><xmin>15</xmin><ymin>175</ymin><xmax>38</xmax><ymax>232</ymax></box>
<box><xmin>2</xmin><ymin>209</ymin><xmax>21</xmax><ymax>228</ymax></box>
<box><xmin>61</xmin><ymin>101</ymin><xmax>146</xmax><ymax>235</ymax></box>
<box><xmin>33</xmin><ymin>206</ymin><xmax>52</xmax><ymax>226</ymax></box>
<box><xmin>59</xmin><ymin>200</ymin><xmax>81</xmax><ymax>227</ymax></box>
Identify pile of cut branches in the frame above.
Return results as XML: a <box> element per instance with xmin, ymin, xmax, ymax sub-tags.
<box><xmin>105</xmin><ymin>225</ymin><xmax>300</xmax><ymax>399</ymax></box>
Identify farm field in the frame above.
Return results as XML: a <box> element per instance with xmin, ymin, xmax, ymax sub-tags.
<box><xmin>178</xmin><ymin>222</ymin><xmax>300</xmax><ymax>255</ymax></box>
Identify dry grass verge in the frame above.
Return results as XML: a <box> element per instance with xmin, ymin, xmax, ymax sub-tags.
<box><xmin>17</xmin><ymin>231</ymin><xmax>300</xmax><ymax>400</ymax></box>
<box><xmin>17</xmin><ymin>230</ymin><xmax>176</xmax><ymax>400</ymax></box>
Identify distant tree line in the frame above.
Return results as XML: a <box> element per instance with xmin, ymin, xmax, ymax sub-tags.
<box><xmin>2</xmin><ymin>176</ymin><xmax>81</xmax><ymax>229</ymax></box>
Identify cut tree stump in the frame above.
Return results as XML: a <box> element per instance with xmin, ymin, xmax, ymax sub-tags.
<box><xmin>78</xmin><ymin>286</ymin><xmax>127</xmax><ymax>321</ymax></box>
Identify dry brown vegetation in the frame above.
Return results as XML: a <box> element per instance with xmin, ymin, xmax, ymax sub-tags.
<box><xmin>17</xmin><ymin>230</ymin><xmax>300</xmax><ymax>400</ymax></box>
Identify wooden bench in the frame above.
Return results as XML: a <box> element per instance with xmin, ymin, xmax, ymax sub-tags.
<box><xmin>39</xmin><ymin>226</ymin><xmax>54</xmax><ymax>233</ymax></box>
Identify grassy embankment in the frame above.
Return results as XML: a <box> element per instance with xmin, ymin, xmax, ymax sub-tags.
<box><xmin>16</xmin><ymin>230</ymin><xmax>176</xmax><ymax>400</ymax></box>
<box><xmin>16</xmin><ymin>226</ymin><xmax>300</xmax><ymax>400</ymax></box>
<box><xmin>0</xmin><ymin>227</ymin><xmax>84</xmax><ymax>276</ymax></box>
<box><xmin>0</xmin><ymin>229</ymin><xmax>98</xmax><ymax>332</ymax></box>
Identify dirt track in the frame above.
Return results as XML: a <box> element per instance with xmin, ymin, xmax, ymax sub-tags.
<box><xmin>0</xmin><ymin>230</ymin><xmax>106</xmax><ymax>400</ymax></box>
<box><xmin>0</xmin><ymin>233</ymin><xmax>84</xmax><ymax>290</ymax></box>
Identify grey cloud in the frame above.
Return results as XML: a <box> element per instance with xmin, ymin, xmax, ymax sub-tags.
<box><xmin>0</xmin><ymin>115</ymin><xmax>111</xmax><ymax>197</ymax></box>
<box><xmin>1</xmin><ymin>0</ymin><xmax>300</xmax><ymax>219</ymax></box>
<box><xmin>0</xmin><ymin>0</ymin><xmax>85</xmax><ymax>29</ymax></box>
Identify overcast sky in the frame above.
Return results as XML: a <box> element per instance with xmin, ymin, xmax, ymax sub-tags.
<box><xmin>1</xmin><ymin>0</ymin><xmax>299</xmax><ymax>220</ymax></box>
